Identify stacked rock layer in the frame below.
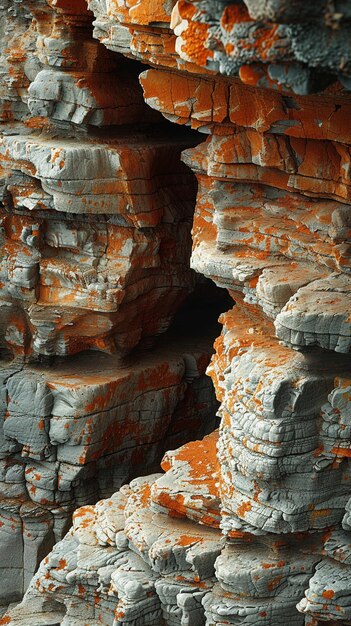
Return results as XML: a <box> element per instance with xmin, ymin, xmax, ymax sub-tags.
<box><xmin>0</xmin><ymin>0</ymin><xmax>221</xmax><ymax>605</ymax></box>
<box><xmin>4</xmin><ymin>1</ymin><xmax>351</xmax><ymax>626</ymax></box>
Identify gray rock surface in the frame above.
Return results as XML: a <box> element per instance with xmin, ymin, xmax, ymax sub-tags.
<box><xmin>4</xmin><ymin>1</ymin><xmax>351</xmax><ymax>625</ymax></box>
<box><xmin>0</xmin><ymin>0</ymin><xmax>218</xmax><ymax>606</ymax></box>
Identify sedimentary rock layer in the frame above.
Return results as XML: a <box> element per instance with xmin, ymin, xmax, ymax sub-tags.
<box><xmin>0</xmin><ymin>0</ymin><xmax>220</xmax><ymax>604</ymax></box>
<box><xmin>0</xmin><ymin>131</ymin><xmax>196</xmax><ymax>358</ymax></box>
<box><xmin>0</xmin><ymin>336</ymin><xmax>217</xmax><ymax>604</ymax></box>
<box><xmin>4</xmin><ymin>0</ymin><xmax>351</xmax><ymax>625</ymax></box>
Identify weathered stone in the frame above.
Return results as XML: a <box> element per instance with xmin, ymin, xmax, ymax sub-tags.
<box><xmin>0</xmin><ymin>334</ymin><xmax>217</xmax><ymax>602</ymax></box>
<box><xmin>0</xmin><ymin>0</ymin><xmax>221</xmax><ymax>603</ymax></box>
<box><xmin>4</xmin><ymin>0</ymin><xmax>351</xmax><ymax>624</ymax></box>
<box><xmin>4</xmin><ymin>465</ymin><xmax>222</xmax><ymax>625</ymax></box>
<box><xmin>151</xmin><ymin>430</ymin><xmax>221</xmax><ymax>528</ymax></box>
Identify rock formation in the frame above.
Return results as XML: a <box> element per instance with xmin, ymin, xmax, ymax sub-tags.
<box><xmin>0</xmin><ymin>0</ymin><xmax>221</xmax><ymax>605</ymax></box>
<box><xmin>3</xmin><ymin>1</ymin><xmax>351</xmax><ymax>625</ymax></box>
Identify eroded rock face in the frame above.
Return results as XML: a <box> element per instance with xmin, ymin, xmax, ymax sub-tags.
<box><xmin>0</xmin><ymin>0</ymin><xmax>200</xmax><ymax>360</ymax></box>
<box><xmin>4</xmin><ymin>0</ymin><xmax>351</xmax><ymax>625</ymax></box>
<box><xmin>0</xmin><ymin>338</ymin><xmax>217</xmax><ymax>605</ymax></box>
<box><xmin>3</xmin><ymin>440</ymin><xmax>224</xmax><ymax>626</ymax></box>
<box><xmin>0</xmin><ymin>139</ymin><xmax>195</xmax><ymax>358</ymax></box>
<box><xmin>0</xmin><ymin>0</ymin><xmax>221</xmax><ymax>605</ymax></box>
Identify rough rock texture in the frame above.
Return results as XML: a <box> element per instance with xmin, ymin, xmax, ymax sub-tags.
<box><xmin>0</xmin><ymin>0</ymin><xmax>200</xmax><ymax>362</ymax></box>
<box><xmin>0</xmin><ymin>336</ymin><xmax>218</xmax><ymax>605</ymax></box>
<box><xmin>4</xmin><ymin>440</ymin><xmax>224</xmax><ymax>626</ymax></box>
<box><xmin>4</xmin><ymin>1</ymin><xmax>351</xmax><ymax>625</ymax></box>
<box><xmin>0</xmin><ymin>0</ymin><xmax>222</xmax><ymax>605</ymax></box>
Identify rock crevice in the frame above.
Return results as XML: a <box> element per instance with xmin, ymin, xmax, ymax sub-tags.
<box><xmin>2</xmin><ymin>1</ymin><xmax>351</xmax><ymax>625</ymax></box>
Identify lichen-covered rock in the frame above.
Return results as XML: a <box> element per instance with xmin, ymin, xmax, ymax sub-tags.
<box><xmin>0</xmin><ymin>337</ymin><xmax>217</xmax><ymax>604</ymax></box>
<box><xmin>172</xmin><ymin>0</ymin><xmax>351</xmax><ymax>93</ymax></box>
<box><xmin>0</xmin><ymin>0</ymin><xmax>197</xmax><ymax>359</ymax></box>
<box><xmin>5</xmin><ymin>0</ymin><xmax>351</xmax><ymax>624</ymax></box>
<box><xmin>88</xmin><ymin>0</ymin><xmax>351</xmax><ymax>94</ymax></box>
<box><xmin>151</xmin><ymin>430</ymin><xmax>221</xmax><ymax>528</ymax></box>
<box><xmin>4</xmin><ymin>462</ymin><xmax>223</xmax><ymax>625</ymax></box>
<box><xmin>0</xmin><ymin>0</ymin><xmax>220</xmax><ymax>605</ymax></box>
<box><xmin>0</xmin><ymin>120</ymin><xmax>197</xmax><ymax>358</ymax></box>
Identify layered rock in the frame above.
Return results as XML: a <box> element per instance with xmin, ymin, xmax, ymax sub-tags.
<box><xmin>0</xmin><ymin>131</ymin><xmax>196</xmax><ymax>358</ymax></box>
<box><xmin>4</xmin><ymin>0</ymin><xmax>351</xmax><ymax>625</ymax></box>
<box><xmin>0</xmin><ymin>432</ymin><xmax>328</xmax><ymax>625</ymax></box>
<box><xmin>0</xmin><ymin>336</ymin><xmax>217</xmax><ymax>606</ymax></box>
<box><xmin>0</xmin><ymin>0</ymin><xmax>221</xmax><ymax>605</ymax></box>
<box><xmin>5</xmin><ymin>456</ymin><xmax>223</xmax><ymax>626</ymax></box>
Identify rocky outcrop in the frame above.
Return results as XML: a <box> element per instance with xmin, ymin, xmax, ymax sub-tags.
<box><xmin>0</xmin><ymin>0</ymin><xmax>221</xmax><ymax>605</ymax></box>
<box><xmin>0</xmin><ymin>338</ymin><xmax>217</xmax><ymax>606</ymax></box>
<box><xmin>3</xmin><ymin>1</ymin><xmax>351</xmax><ymax>625</ymax></box>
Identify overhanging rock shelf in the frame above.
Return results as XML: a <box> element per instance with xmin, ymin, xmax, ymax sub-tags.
<box><xmin>3</xmin><ymin>1</ymin><xmax>351</xmax><ymax>626</ymax></box>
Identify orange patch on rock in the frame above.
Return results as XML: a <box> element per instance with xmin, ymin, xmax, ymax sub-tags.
<box><xmin>177</xmin><ymin>534</ymin><xmax>198</xmax><ymax>547</ymax></box>
<box><xmin>237</xmin><ymin>501</ymin><xmax>252</xmax><ymax>517</ymax></box>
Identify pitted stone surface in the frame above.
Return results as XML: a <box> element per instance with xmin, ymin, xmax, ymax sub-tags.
<box><xmin>3</xmin><ymin>0</ymin><xmax>351</xmax><ymax>624</ymax></box>
<box><xmin>4</xmin><ymin>465</ymin><xmax>222</xmax><ymax>625</ymax></box>
<box><xmin>0</xmin><ymin>0</ymin><xmax>221</xmax><ymax>604</ymax></box>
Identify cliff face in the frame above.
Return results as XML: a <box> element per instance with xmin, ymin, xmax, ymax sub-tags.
<box><xmin>3</xmin><ymin>1</ymin><xmax>351</xmax><ymax>625</ymax></box>
<box><xmin>0</xmin><ymin>0</ymin><xmax>220</xmax><ymax>605</ymax></box>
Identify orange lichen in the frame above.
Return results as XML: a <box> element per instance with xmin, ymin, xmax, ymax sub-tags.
<box><xmin>177</xmin><ymin>534</ymin><xmax>198</xmax><ymax>547</ymax></box>
<box><xmin>221</xmin><ymin>3</ymin><xmax>252</xmax><ymax>30</ymax></box>
<box><xmin>267</xmin><ymin>576</ymin><xmax>283</xmax><ymax>592</ymax></box>
<box><xmin>237</xmin><ymin>501</ymin><xmax>252</xmax><ymax>517</ymax></box>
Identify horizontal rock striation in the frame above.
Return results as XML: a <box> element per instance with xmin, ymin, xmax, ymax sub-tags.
<box><xmin>0</xmin><ymin>336</ymin><xmax>217</xmax><ymax>605</ymax></box>
<box><xmin>0</xmin><ymin>0</ymin><xmax>220</xmax><ymax>605</ymax></box>
<box><xmin>0</xmin><ymin>131</ymin><xmax>196</xmax><ymax>358</ymax></box>
<box><xmin>4</xmin><ymin>0</ymin><xmax>351</xmax><ymax>625</ymax></box>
